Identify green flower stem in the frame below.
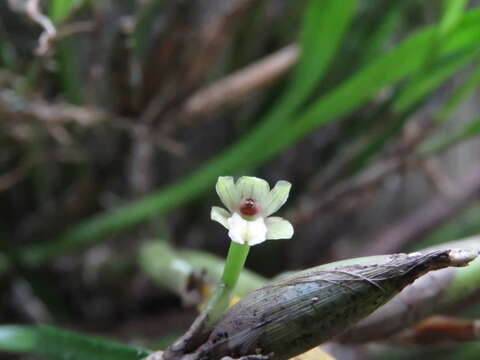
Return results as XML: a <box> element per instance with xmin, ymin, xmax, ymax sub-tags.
<box><xmin>163</xmin><ymin>242</ymin><xmax>251</xmax><ymax>357</ymax></box>
<box><xmin>205</xmin><ymin>241</ymin><xmax>250</xmax><ymax>326</ymax></box>
<box><xmin>221</xmin><ymin>242</ymin><xmax>250</xmax><ymax>289</ymax></box>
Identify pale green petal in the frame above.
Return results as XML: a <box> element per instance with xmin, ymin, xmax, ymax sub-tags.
<box><xmin>266</xmin><ymin>217</ymin><xmax>294</xmax><ymax>240</ymax></box>
<box><xmin>236</xmin><ymin>176</ymin><xmax>270</xmax><ymax>203</ymax></box>
<box><xmin>210</xmin><ymin>206</ymin><xmax>230</xmax><ymax>229</ymax></box>
<box><xmin>215</xmin><ymin>176</ymin><xmax>240</xmax><ymax>212</ymax></box>
<box><xmin>227</xmin><ymin>212</ymin><xmax>267</xmax><ymax>246</ymax></box>
<box><xmin>263</xmin><ymin>180</ymin><xmax>292</xmax><ymax>216</ymax></box>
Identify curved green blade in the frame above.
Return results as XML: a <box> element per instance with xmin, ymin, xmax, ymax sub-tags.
<box><xmin>0</xmin><ymin>325</ymin><xmax>151</xmax><ymax>360</ymax></box>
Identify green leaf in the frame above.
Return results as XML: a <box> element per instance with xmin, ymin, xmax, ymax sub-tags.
<box><xmin>0</xmin><ymin>325</ymin><xmax>151</xmax><ymax>360</ymax></box>
<box><xmin>392</xmin><ymin>49</ymin><xmax>479</xmax><ymax>113</ymax></box>
<box><xmin>49</xmin><ymin>0</ymin><xmax>86</xmax><ymax>24</ymax></box>
<box><xmin>231</xmin><ymin>0</ymin><xmax>359</xmax><ymax>136</ymax></box>
<box><xmin>329</xmin><ymin>47</ymin><xmax>479</xmax><ymax>180</ymax></box>
<box><xmin>259</xmin><ymin>8</ymin><xmax>480</xmax><ymax>163</ymax></box>
<box><xmin>56</xmin><ymin>40</ymin><xmax>83</xmax><ymax>104</ymax></box>
<box><xmin>140</xmin><ymin>241</ymin><xmax>267</xmax><ymax>299</ymax></box>
<box><xmin>49</xmin><ymin>0</ymin><xmax>87</xmax><ymax>104</ymax></box>
<box><xmin>360</xmin><ymin>3</ymin><xmax>405</xmax><ymax>64</ymax></box>
<box><xmin>439</xmin><ymin>0</ymin><xmax>469</xmax><ymax>36</ymax></box>
<box><xmin>286</xmin><ymin>0</ymin><xmax>358</xmax><ymax>109</ymax></box>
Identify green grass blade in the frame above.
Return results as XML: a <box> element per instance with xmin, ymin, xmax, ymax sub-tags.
<box><xmin>0</xmin><ymin>325</ymin><xmax>151</xmax><ymax>360</ymax></box>
<box><xmin>239</xmin><ymin>0</ymin><xmax>359</xmax><ymax>130</ymax></box>
<box><xmin>392</xmin><ymin>49</ymin><xmax>479</xmax><ymax>113</ymax></box>
<box><xmin>49</xmin><ymin>0</ymin><xmax>86</xmax><ymax>104</ymax></box>
<box><xmin>286</xmin><ymin>0</ymin><xmax>358</xmax><ymax>108</ymax></box>
<box><xmin>329</xmin><ymin>48</ymin><xmax>479</xmax><ymax>179</ymax></box>
<box><xmin>49</xmin><ymin>0</ymin><xmax>86</xmax><ymax>24</ymax></box>
<box><xmin>359</xmin><ymin>2</ymin><xmax>405</xmax><ymax>64</ymax></box>
<box><xmin>439</xmin><ymin>0</ymin><xmax>469</xmax><ymax>35</ymax></box>
<box><xmin>258</xmin><ymin>10</ymin><xmax>480</xmax><ymax>163</ymax></box>
<box><xmin>56</xmin><ymin>40</ymin><xmax>83</xmax><ymax>104</ymax></box>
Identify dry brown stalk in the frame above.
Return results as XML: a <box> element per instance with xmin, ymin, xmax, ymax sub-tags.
<box><xmin>398</xmin><ymin>315</ymin><xmax>480</xmax><ymax>345</ymax></box>
<box><xmin>158</xmin><ymin>44</ymin><xmax>299</xmax><ymax>135</ymax></box>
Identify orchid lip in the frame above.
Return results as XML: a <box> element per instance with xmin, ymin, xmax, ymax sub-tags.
<box><xmin>239</xmin><ymin>198</ymin><xmax>259</xmax><ymax>217</ymax></box>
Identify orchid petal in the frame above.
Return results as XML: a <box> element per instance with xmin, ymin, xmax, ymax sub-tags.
<box><xmin>266</xmin><ymin>217</ymin><xmax>294</xmax><ymax>240</ymax></box>
<box><xmin>210</xmin><ymin>206</ymin><xmax>230</xmax><ymax>229</ymax></box>
<box><xmin>263</xmin><ymin>180</ymin><xmax>291</xmax><ymax>216</ymax></box>
<box><xmin>227</xmin><ymin>213</ymin><xmax>267</xmax><ymax>246</ymax></box>
<box><xmin>215</xmin><ymin>176</ymin><xmax>240</xmax><ymax>212</ymax></box>
<box><xmin>236</xmin><ymin>176</ymin><xmax>270</xmax><ymax>204</ymax></box>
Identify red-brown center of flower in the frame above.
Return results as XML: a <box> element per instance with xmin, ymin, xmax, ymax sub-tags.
<box><xmin>240</xmin><ymin>198</ymin><xmax>258</xmax><ymax>216</ymax></box>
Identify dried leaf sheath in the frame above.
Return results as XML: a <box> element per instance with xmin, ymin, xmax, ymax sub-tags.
<box><xmin>192</xmin><ymin>249</ymin><xmax>475</xmax><ymax>360</ymax></box>
<box><xmin>339</xmin><ymin>238</ymin><xmax>480</xmax><ymax>343</ymax></box>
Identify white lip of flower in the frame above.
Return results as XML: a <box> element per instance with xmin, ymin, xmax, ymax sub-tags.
<box><xmin>210</xmin><ymin>176</ymin><xmax>294</xmax><ymax>246</ymax></box>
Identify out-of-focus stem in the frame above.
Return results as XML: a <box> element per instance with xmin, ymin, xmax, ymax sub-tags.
<box><xmin>162</xmin><ymin>241</ymin><xmax>250</xmax><ymax>359</ymax></box>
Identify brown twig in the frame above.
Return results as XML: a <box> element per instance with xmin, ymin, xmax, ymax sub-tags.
<box><xmin>0</xmin><ymin>90</ymin><xmax>110</xmax><ymax>127</ymax></box>
<box><xmin>57</xmin><ymin>21</ymin><xmax>94</xmax><ymax>39</ymax></box>
<box><xmin>419</xmin><ymin>158</ymin><xmax>453</xmax><ymax>196</ymax></box>
<box><xmin>398</xmin><ymin>315</ymin><xmax>480</xmax><ymax>345</ymax></box>
<box><xmin>287</xmin><ymin>157</ymin><xmax>407</xmax><ymax>226</ymax></box>
<box><xmin>0</xmin><ymin>156</ymin><xmax>36</xmax><ymax>192</ymax></box>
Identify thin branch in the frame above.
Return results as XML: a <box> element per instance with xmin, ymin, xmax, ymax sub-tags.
<box><xmin>0</xmin><ymin>156</ymin><xmax>36</xmax><ymax>192</ymax></box>
<box><xmin>419</xmin><ymin>158</ymin><xmax>453</xmax><ymax>196</ymax></box>
<box><xmin>24</xmin><ymin>0</ymin><xmax>57</xmax><ymax>56</ymax></box>
<box><xmin>287</xmin><ymin>157</ymin><xmax>406</xmax><ymax>226</ymax></box>
<box><xmin>0</xmin><ymin>90</ymin><xmax>110</xmax><ymax>127</ymax></box>
<box><xmin>57</xmin><ymin>21</ymin><xmax>94</xmax><ymax>39</ymax></box>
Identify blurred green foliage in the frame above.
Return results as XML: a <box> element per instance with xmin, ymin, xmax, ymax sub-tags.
<box><xmin>2</xmin><ymin>0</ymin><xmax>480</xmax><ymax>359</ymax></box>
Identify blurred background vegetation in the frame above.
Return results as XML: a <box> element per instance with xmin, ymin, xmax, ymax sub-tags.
<box><xmin>2</xmin><ymin>0</ymin><xmax>480</xmax><ymax>359</ymax></box>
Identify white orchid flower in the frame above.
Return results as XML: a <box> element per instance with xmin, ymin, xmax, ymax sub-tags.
<box><xmin>211</xmin><ymin>176</ymin><xmax>294</xmax><ymax>246</ymax></box>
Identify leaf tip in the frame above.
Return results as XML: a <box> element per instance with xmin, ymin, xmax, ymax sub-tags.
<box><xmin>447</xmin><ymin>248</ymin><xmax>479</xmax><ymax>267</ymax></box>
